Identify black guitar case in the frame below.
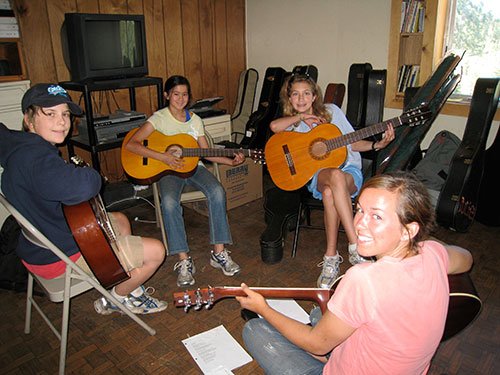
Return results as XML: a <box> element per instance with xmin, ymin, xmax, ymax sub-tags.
<box><xmin>362</xmin><ymin>69</ymin><xmax>388</xmax><ymax>168</ymax></box>
<box><xmin>476</xmin><ymin>124</ymin><xmax>500</xmax><ymax>226</ymax></box>
<box><xmin>231</xmin><ymin>68</ymin><xmax>259</xmax><ymax>144</ymax></box>
<box><xmin>346</xmin><ymin>63</ymin><xmax>372</xmax><ymax>129</ymax></box>
<box><xmin>375</xmin><ymin>53</ymin><xmax>462</xmax><ymax>175</ymax></box>
<box><xmin>240</xmin><ymin>67</ymin><xmax>287</xmax><ymax>149</ymax></box>
<box><xmin>260</xmin><ymin>187</ymin><xmax>300</xmax><ymax>264</ymax></box>
<box><xmin>291</xmin><ymin>64</ymin><xmax>319</xmax><ymax>82</ymax></box>
<box><xmin>436</xmin><ymin>78</ymin><xmax>500</xmax><ymax>232</ymax></box>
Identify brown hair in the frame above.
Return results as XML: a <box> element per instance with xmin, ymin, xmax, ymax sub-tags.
<box><xmin>358</xmin><ymin>171</ymin><xmax>436</xmax><ymax>254</ymax></box>
<box><xmin>22</xmin><ymin>106</ymin><xmax>45</xmax><ymax>131</ymax></box>
<box><xmin>280</xmin><ymin>74</ymin><xmax>332</xmax><ymax>122</ymax></box>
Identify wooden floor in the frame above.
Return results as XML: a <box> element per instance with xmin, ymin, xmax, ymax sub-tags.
<box><xmin>1</xmin><ymin>178</ymin><xmax>499</xmax><ymax>374</ymax></box>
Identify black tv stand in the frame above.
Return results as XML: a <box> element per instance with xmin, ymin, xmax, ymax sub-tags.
<box><xmin>60</xmin><ymin>76</ymin><xmax>163</xmax><ymax>173</ymax></box>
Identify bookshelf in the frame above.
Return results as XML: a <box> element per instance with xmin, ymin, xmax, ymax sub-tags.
<box><xmin>386</xmin><ymin>0</ymin><xmax>448</xmax><ymax>109</ymax></box>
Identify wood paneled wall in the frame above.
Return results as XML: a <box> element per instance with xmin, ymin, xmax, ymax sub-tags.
<box><xmin>11</xmin><ymin>0</ymin><xmax>246</xmax><ymax>182</ymax></box>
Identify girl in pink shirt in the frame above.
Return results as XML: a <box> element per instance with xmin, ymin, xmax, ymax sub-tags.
<box><xmin>237</xmin><ymin>171</ymin><xmax>473</xmax><ymax>374</ymax></box>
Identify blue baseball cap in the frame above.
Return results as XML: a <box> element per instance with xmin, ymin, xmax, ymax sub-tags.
<box><xmin>21</xmin><ymin>83</ymin><xmax>83</xmax><ymax>115</ymax></box>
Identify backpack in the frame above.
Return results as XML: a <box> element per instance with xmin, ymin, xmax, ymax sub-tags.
<box><xmin>0</xmin><ymin>215</ymin><xmax>27</xmax><ymax>292</ymax></box>
<box><xmin>413</xmin><ymin>130</ymin><xmax>461</xmax><ymax>191</ymax></box>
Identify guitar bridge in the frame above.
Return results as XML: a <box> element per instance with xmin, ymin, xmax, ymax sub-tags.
<box><xmin>283</xmin><ymin>144</ymin><xmax>296</xmax><ymax>176</ymax></box>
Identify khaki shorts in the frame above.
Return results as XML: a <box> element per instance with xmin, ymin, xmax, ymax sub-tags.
<box><xmin>73</xmin><ymin>213</ymin><xmax>144</xmax><ymax>277</ymax></box>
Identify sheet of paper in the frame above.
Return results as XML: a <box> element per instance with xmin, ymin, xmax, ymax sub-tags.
<box><xmin>261</xmin><ymin>299</ymin><xmax>310</xmax><ymax>324</ymax></box>
<box><xmin>182</xmin><ymin>325</ymin><xmax>252</xmax><ymax>374</ymax></box>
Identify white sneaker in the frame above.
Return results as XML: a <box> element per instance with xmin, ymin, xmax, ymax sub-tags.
<box><xmin>174</xmin><ymin>257</ymin><xmax>196</xmax><ymax>287</ymax></box>
<box><xmin>348</xmin><ymin>244</ymin><xmax>373</xmax><ymax>265</ymax></box>
<box><xmin>127</xmin><ymin>286</ymin><xmax>168</xmax><ymax>314</ymax></box>
<box><xmin>94</xmin><ymin>286</ymin><xmax>167</xmax><ymax>315</ymax></box>
<box><xmin>210</xmin><ymin>249</ymin><xmax>241</xmax><ymax>276</ymax></box>
<box><xmin>317</xmin><ymin>254</ymin><xmax>343</xmax><ymax>289</ymax></box>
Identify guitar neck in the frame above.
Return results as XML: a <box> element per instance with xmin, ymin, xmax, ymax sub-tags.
<box><xmin>217</xmin><ymin>286</ymin><xmax>334</xmax><ymax>313</ymax></box>
<box><xmin>182</xmin><ymin>148</ymin><xmax>252</xmax><ymax>158</ymax></box>
<box><xmin>327</xmin><ymin>116</ymin><xmax>404</xmax><ymax>151</ymax></box>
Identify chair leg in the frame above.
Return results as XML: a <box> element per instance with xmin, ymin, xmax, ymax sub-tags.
<box><xmin>58</xmin><ymin>269</ymin><xmax>72</xmax><ymax>375</ymax></box>
<box><xmin>291</xmin><ymin>202</ymin><xmax>304</xmax><ymax>258</ymax></box>
<box><xmin>24</xmin><ymin>273</ymin><xmax>34</xmax><ymax>334</ymax></box>
<box><xmin>152</xmin><ymin>182</ymin><xmax>169</xmax><ymax>254</ymax></box>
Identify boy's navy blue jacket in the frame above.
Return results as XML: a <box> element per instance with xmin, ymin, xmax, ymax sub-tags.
<box><xmin>0</xmin><ymin>122</ymin><xmax>102</xmax><ymax>265</ymax></box>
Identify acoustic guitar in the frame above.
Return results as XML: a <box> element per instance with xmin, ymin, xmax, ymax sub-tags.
<box><xmin>265</xmin><ymin>104</ymin><xmax>431</xmax><ymax>191</ymax></box>
<box><xmin>63</xmin><ymin>156</ymin><xmax>130</xmax><ymax>289</ymax></box>
<box><xmin>173</xmin><ymin>273</ymin><xmax>481</xmax><ymax>342</ymax></box>
<box><xmin>121</xmin><ymin>128</ymin><xmax>265</xmax><ymax>184</ymax></box>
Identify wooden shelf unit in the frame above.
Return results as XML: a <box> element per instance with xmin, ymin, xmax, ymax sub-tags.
<box><xmin>386</xmin><ymin>0</ymin><xmax>449</xmax><ymax>109</ymax></box>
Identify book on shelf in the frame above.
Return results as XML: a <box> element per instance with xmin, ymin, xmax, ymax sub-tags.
<box><xmin>397</xmin><ymin>64</ymin><xmax>420</xmax><ymax>93</ymax></box>
<box><xmin>401</xmin><ymin>0</ymin><xmax>425</xmax><ymax>33</ymax></box>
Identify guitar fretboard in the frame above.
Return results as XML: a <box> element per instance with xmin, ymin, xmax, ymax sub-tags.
<box><xmin>181</xmin><ymin>148</ymin><xmax>253</xmax><ymax>158</ymax></box>
<box><xmin>327</xmin><ymin>116</ymin><xmax>404</xmax><ymax>151</ymax></box>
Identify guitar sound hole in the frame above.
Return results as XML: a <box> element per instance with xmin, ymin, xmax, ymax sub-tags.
<box><xmin>309</xmin><ymin>139</ymin><xmax>329</xmax><ymax>160</ymax></box>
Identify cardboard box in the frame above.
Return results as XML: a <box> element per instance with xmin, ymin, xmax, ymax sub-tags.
<box><xmin>218</xmin><ymin>159</ymin><xmax>263</xmax><ymax>210</ymax></box>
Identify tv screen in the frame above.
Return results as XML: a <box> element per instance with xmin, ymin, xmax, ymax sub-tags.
<box><xmin>62</xmin><ymin>13</ymin><xmax>148</xmax><ymax>82</ymax></box>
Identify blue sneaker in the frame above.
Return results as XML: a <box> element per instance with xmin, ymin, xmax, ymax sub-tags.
<box><xmin>210</xmin><ymin>249</ymin><xmax>241</xmax><ymax>276</ymax></box>
<box><xmin>94</xmin><ymin>286</ymin><xmax>167</xmax><ymax>315</ymax></box>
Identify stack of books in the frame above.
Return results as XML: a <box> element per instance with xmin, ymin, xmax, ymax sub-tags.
<box><xmin>0</xmin><ymin>0</ymin><xmax>19</xmax><ymax>38</ymax></box>
<box><xmin>400</xmin><ymin>0</ymin><xmax>425</xmax><ymax>33</ymax></box>
<box><xmin>397</xmin><ymin>64</ymin><xmax>420</xmax><ymax>93</ymax></box>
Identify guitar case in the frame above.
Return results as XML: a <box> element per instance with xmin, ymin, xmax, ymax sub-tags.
<box><xmin>240</xmin><ymin>67</ymin><xmax>287</xmax><ymax>149</ymax></box>
<box><xmin>346</xmin><ymin>63</ymin><xmax>372</xmax><ymax>129</ymax></box>
<box><xmin>375</xmin><ymin>53</ymin><xmax>462</xmax><ymax>175</ymax></box>
<box><xmin>476</xmin><ymin>125</ymin><xmax>500</xmax><ymax>226</ymax></box>
<box><xmin>324</xmin><ymin>83</ymin><xmax>346</xmax><ymax>108</ymax></box>
<box><xmin>231</xmin><ymin>68</ymin><xmax>259</xmax><ymax>144</ymax></box>
<box><xmin>291</xmin><ymin>64</ymin><xmax>318</xmax><ymax>82</ymax></box>
<box><xmin>260</xmin><ymin>187</ymin><xmax>300</xmax><ymax>264</ymax></box>
<box><xmin>361</xmin><ymin>69</ymin><xmax>387</xmax><ymax>168</ymax></box>
<box><xmin>436</xmin><ymin>78</ymin><xmax>500</xmax><ymax>232</ymax></box>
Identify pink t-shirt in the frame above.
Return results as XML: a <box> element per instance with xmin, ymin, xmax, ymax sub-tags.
<box><xmin>324</xmin><ymin>240</ymin><xmax>449</xmax><ymax>375</ymax></box>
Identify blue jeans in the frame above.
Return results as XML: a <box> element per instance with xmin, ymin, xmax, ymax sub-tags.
<box><xmin>158</xmin><ymin>165</ymin><xmax>232</xmax><ymax>255</ymax></box>
<box><xmin>242</xmin><ymin>307</ymin><xmax>325</xmax><ymax>374</ymax></box>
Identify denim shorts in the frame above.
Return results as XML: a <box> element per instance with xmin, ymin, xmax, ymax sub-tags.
<box><xmin>307</xmin><ymin>165</ymin><xmax>363</xmax><ymax>200</ymax></box>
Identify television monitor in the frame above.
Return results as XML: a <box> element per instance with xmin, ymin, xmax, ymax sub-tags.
<box><xmin>62</xmin><ymin>13</ymin><xmax>148</xmax><ymax>82</ymax></box>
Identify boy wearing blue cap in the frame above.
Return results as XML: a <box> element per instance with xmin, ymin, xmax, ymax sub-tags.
<box><xmin>0</xmin><ymin>83</ymin><xmax>168</xmax><ymax>315</ymax></box>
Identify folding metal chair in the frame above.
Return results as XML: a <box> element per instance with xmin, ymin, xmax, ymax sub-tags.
<box><xmin>0</xmin><ymin>193</ymin><xmax>156</xmax><ymax>375</ymax></box>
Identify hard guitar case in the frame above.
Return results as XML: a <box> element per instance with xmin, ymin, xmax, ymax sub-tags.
<box><xmin>260</xmin><ymin>188</ymin><xmax>301</xmax><ymax>264</ymax></box>
<box><xmin>375</xmin><ymin>53</ymin><xmax>462</xmax><ymax>175</ymax></box>
<box><xmin>230</xmin><ymin>68</ymin><xmax>259</xmax><ymax>144</ymax></box>
<box><xmin>361</xmin><ymin>69</ymin><xmax>387</xmax><ymax>172</ymax></box>
<box><xmin>436</xmin><ymin>78</ymin><xmax>500</xmax><ymax>232</ymax></box>
<box><xmin>346</xmin><ymin>63</ymin><xmax>372</xmax><ymax>129</ymax></box>
<box><xmin>476</xmin><ymin>121</ymin><xmax>500</xmax><ymax>226</ymax></box>
<box><xmin>239</xmin><ymin>67</ymin><xmax>287</xmax><ymax>149</ymax></box>
<box><xmin>291</xmin><ymin>64</ymin><xmax>319</xmax><ymax>82</ymax></box>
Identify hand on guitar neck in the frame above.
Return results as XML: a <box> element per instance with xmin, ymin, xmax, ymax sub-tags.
<box><xmin>173</xmin><ymin>273</ymin><xmax>481</xmax><ymax>342</ymax></box>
